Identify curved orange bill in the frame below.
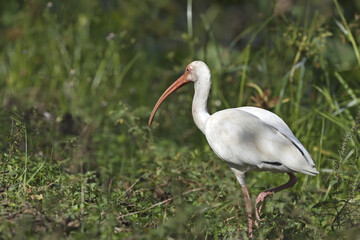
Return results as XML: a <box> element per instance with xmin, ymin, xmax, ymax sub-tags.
<box><xmin>148</xmin><ymin>74</ymin><xmax>190</xmax><ymax>126</ymax></box>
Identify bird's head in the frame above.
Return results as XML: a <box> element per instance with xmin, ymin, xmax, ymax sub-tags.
<box><xmin>185</xmin><ymin>61</ymin><xmax>211</xmax><ymax>83</ymax></box>
<box><xmin>148</xmin><ymin>61</ymin><xmax>210</xmax><ymax>126</ymax></box>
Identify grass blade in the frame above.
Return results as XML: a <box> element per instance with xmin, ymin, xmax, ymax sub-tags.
<box><xmin>334</xmin><ymin>0</ymin><xmax>360</xmax><ymax>66</ymax></box>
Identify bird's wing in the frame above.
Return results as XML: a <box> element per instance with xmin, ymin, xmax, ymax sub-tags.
<box><xmin>238</xmin><ymin>106</ymin><xmax>315</xmax><ymax>166</ymax></box>
<box><xmin>238</xmin><ymin>107</ymin><xmax>295</xmax><ymax>139</ymax></box>
<box><xmin>204</xmin><ymin>107</ymin><xmax>318</xmax><ymax>175</ymax></box>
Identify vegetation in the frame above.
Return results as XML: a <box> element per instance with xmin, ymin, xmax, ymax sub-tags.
<box><xmin>1</xmin><ymin>0</ymin><xmax>359</xmax><ymax>239</ymax></box>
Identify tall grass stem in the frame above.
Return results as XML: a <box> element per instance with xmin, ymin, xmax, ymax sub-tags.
<box><xmin>334</xmin><ymin>0</ymin><xmax>360</xmax><ymax>66</ymax></box>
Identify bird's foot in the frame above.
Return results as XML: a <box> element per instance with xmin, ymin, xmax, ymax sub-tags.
<box><xmin>247</xmin><ymin>216</ymin><xmax>254</xmax><ymax>239</ymax></box>
<box><xmin>254</xmin><ymin>218</ymin><xmax>259</xmax><ymax>227</ymax></box>
<box><xmin>255</xmin><ymin>208</ymin><xmax>263</xmax><ymax>224</ymax></box>
<box><xmin>255</xmin><ymin>191</ymin><xmax>273</xmax><ymax>222</ymax></box>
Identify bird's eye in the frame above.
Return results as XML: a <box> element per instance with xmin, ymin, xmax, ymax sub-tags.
<box><xmin>186</xmin><ymin>68</ymin><xmax>190</xmax><ymax>72</ymax></box>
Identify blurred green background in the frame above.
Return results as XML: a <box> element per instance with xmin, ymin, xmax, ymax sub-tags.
<box><xmin>0</xmin><ymin>0</ymin><xmax>360</xmax><ymax>239</ymax></box>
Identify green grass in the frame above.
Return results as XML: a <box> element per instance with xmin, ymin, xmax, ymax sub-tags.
<box><xmin>1</xmin><ymin>0</ymin><xmax>360</xmax><ymax>239</ymax></box>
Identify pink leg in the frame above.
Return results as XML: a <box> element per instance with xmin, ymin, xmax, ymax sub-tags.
<box><xmin>255</xmin><ymin>173</ymin><xmax>297</xmax><ymax>221</ymax></box>
<box><xmin>241</xmin><ymin>186</ymin><xmax>254</xmax><ymax>238</ymax></box>
<box><xmin>230</xmin><ymin>168</ymin><xmax>257</xmax><ymax>237</ymax></box>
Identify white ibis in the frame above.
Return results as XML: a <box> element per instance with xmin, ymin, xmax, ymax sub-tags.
<box><xmin>148</xmin><ymin>61</ymin><xmax>319</xmax><ymax>237</ymax></box>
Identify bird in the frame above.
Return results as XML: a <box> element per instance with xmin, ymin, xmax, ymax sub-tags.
<box><xmin>148</xmin><ymin>61</ymin><xmax>319</xmax><ymax>237</ymax></box>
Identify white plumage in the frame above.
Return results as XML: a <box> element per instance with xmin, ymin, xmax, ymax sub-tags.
<box><xmin>148</xmin><ymin>61</ymin><xmax>319</xmax><ymax>237</ymax></box>
<box><xmin>205</xmin><ymin>107</ymin><xmax>318</xmax><ymax>175</ymax></box>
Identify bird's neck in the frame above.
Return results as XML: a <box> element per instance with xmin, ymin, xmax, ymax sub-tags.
<box><xmin>192</xmin><ymin>79</ymin><xmax>211</xmax><ymax>134</ymax></box>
